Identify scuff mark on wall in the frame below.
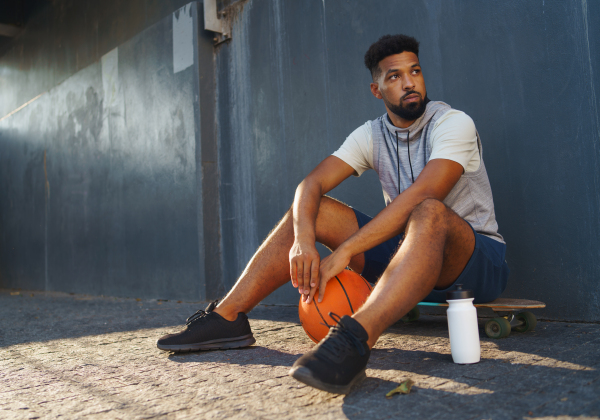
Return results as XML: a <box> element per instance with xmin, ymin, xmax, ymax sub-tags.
<box><xmin>219</xmin><ymin>0</ymin><xmax>250</xmax><ymax>37</ymax></box>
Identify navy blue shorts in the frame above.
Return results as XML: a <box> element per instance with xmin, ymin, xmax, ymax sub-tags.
<box><xmin>353</xmin><ymin>208</ymin><xmax>509</xmax><ymax>304</ymax></box>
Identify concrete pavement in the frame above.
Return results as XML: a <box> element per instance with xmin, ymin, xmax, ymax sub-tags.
<box><xmin>1</xmin><ymin>289</ymin><xmax>599</xmax><ymax>419</ymax></box>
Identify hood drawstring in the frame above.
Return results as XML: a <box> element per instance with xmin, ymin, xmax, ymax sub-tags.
<box><xmin>407</xmin><ymin>131</ymin><xmax>415</xmax><ymax>183</ymax></box>
<box><xmin>395</xmin><ymin>130</ymin><xmax>416</xmax><ymax>196</ymax></box>
<box><xmin>395</xmin><ymin>132</ymin><xmax>400</xmax><ymax>194</ymax></box>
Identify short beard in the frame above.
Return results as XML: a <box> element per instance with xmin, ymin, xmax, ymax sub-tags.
<box><xmin>384</xmin><ymin>91</ymin><xmax>428</xmax><ymax>122</ymax></box>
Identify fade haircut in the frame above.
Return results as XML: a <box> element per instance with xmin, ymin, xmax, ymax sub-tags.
<box><xmin>364</xmin><ymin>34</ymin><xmax>420</xmax><ymax>81</ymax></box>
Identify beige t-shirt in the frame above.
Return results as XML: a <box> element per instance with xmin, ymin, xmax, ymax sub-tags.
<box><xmin>332</xmin><ymin>109</ymin><xmax>480</xmax><ymax>176</ymax></box>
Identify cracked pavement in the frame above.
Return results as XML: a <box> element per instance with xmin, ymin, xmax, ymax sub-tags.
<box><xmin>1</xmin><ymin>289</ymin><xmax>599</xmax><ymax>419</ymax></box>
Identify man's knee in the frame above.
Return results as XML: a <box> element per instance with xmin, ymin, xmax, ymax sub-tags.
<box><xmin>320</xmin><ymin>195</ymin><xmax>347</xmax><ymax>210</ymax></box>
<box><xmin>314</xmin><ymin>195</ymin><xmax>352</xmax><ymax>220</ymax></box>
<box><xmin>287</xmin><ymin>195</ymin><xmax>344</xmax><ymax>217</ymax></box>
<box><xmin>408</xmin><ymin>198</ymin><xmax>448</xmax><ymax>227</ymax></box>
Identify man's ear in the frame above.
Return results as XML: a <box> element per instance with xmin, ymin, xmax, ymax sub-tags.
<box><xmin>370</xmin><ymin>82</ymin><xmax>383</xmax><ymax>100</ymax></box>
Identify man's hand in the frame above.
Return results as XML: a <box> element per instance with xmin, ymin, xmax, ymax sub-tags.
<box><xmin>289</xmin><ymin>241</ymin><xmax>320</xmax><ymax>301</ymax></box>
<box><xmin>289</xmin><ymin>156</ymin><xmax>356</xmax><ymax>301</ymax></box>
<box><xmin>306</xmin><ymin>246</ymin><xmax>352</xmax><ymax>304</ymax></box>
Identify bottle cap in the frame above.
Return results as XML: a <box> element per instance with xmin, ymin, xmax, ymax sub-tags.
<box><xmin>446</xmin><ymin>284</ymin><xmax>474</xmax><ymax>300</ymax></box>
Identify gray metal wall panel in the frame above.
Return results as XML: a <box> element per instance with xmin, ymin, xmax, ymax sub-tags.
<box><xmin>216</xmin><ymin>0</ymin><xmax>600</xmax><ymax>319</ymax></box>
<box><xmin>0</xmin><ymin>4</ymin><xmax>204</xmax><ymax>300</ymax></box>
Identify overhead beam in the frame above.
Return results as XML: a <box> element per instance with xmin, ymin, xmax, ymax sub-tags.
<box><xmin>0</xmin><ymin>23</ymin><xmax>21</xmax><ymax>37</ymax></box>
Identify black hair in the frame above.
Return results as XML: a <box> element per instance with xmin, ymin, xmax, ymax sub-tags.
<box><xmin>364</xmin><ymin>34</ymin><xmax>420</xmax><ymax>80</ymax></box>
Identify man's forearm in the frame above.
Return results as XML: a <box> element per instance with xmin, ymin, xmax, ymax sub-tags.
<box><xmin>289</xmin><ymin>156</ymin><xmax>356</xmax><ymax>296</ymax></box>
<box><xmin>292</xmin><ymin>178</ymin><xmax>323</xmax><ymax>244</ymax></box>
<box><xmin>338</xmin><ymin>186</ymin><xmax>432</xmax><ymax>258</ymax></box>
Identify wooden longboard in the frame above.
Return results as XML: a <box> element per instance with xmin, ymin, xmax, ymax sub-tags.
<box><xmin>404</xmin><ymin>298</ymin><xmax>546</xmax><ymax>339</ymax></box>
<box><xmin>417</xmin><ymin>298</ymin><xmax>546</xmax><ymax>310</ymax></box>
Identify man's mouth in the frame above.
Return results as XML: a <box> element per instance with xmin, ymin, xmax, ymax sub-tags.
<box><xmin>403</xmin><ymin>93</ymin><xmax>421</xmax><ymax>103</ymax></box>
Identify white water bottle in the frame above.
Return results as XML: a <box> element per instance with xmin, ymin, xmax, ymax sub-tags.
<box><xmin>446</xmin><ymin>285</ymin><xmax>480</xmax><ymax>364</ymax></box>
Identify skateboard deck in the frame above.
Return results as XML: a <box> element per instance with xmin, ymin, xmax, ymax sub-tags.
<box><xmin>417</xmin><ymin>298</ymin><xmax>546</xmax><ymax>310</ymax></box>
<box><xmin>403</xmin><ymin>298</ymin><xmax>546</xmax><ymax>339</ymax></box>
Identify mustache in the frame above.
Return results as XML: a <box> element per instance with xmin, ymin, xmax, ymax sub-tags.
<box><xmin>401</xmin><ymin>91</ymin><xmax>421</xmax><ymax>101</ymax></box>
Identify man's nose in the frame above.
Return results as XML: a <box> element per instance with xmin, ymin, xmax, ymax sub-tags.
<box><xmin>402</xmin><ymin>75</ymin><xmax>415</xmax><ymax>90</ymax></box>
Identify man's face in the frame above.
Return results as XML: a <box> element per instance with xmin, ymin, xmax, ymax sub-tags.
<box><xmin>370</xmin><ymin>52</ymin><xmax>427</xmax><ymax>126</ymax></box>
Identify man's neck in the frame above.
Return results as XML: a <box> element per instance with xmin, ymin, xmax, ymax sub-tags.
<box><xmin>386</xmin><ymin>112</ymin><xmax>415</xmax><ymax>129</ymax></box>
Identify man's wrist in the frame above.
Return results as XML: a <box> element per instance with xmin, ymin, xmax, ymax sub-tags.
<box><xmin>294</xmin><ymin>232</ymin><xmax>316</xmax><ymax>244</ymax></box>
<box><xmin>335</xmin><ymin>241</ymin><xmax>355</xmax><ymax>259</ymax></box>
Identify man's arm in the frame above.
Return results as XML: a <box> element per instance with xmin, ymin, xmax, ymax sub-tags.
<box><xmin>308</xmin><ymin>158</ymin><xmax>464</xmax><ymax>303</ymax></box>
<box><xmin>289</xmin><ymin>156</ymin><xmax>356</xmax><ymax>299</ymax></box>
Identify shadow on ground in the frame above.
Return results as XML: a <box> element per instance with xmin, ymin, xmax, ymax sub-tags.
<box><xmin>2</xmin><ymin>289</ymin><xmax>599</xmax><ymax>419</ymax></box>
<box><xmin>162</xmin><ymin>340</ymin><xmax>599</xmax><ymax>418</ymax></box>
<box><xmin>0</xmin><ymin>289</ymin><xmax>196</xmax><ymax>347</ymax></box>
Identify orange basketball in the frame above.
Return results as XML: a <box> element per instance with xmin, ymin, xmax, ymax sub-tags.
<box><xmin>299</xmin><ymin>269</ymin><xmax>373</xmax><ymax>343</ymax></box>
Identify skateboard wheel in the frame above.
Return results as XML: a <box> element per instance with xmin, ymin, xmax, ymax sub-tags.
<box><xmin>513</xmin><ymin>311</ymin><xmax>537</xmax><ymax>333</ymax></box>
<box><xmin>485</xmin><ymin>317</ymin><xmax>511</xmax><ymax>339</ymax></box>
<box><xmin>401</xmin><ymin>307</ymin><xmax>420</xmax><ymax>322</ymax></box>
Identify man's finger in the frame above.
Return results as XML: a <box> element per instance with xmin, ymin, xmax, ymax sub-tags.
<box><xmin>310</xmin><ymin>258</ymin><xmax>320</xmax><ymax>288</ymax></box>
<box><xmin>290</xmin><ymin>260</ymin><xmax>297</xmax><ymax>288</ymax></box>
<box><xmin>317</xmin><ymin>275</ymin><xmax>329</xmax><ymax>303</ymax></box>
<box><xmin>303</xmin><ymin>261</ymin><xmax>311</xmax><ymax>294</ymax></box>
<box><xmin>306</xmin><ymin>280</ymin><xmax>318</xmax><ymax>304</ymax></box>
<box><xmin>297</xmin><ymin>263</ymin><xmax>304</xmax><ymax>293</ymax></box>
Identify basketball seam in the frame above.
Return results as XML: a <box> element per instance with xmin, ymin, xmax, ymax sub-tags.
<box><xmin>335</xmin><ymin>275</ymin><xmax>354</xmax><ymax>314</ymax></box>
<box><xmin>313</xmin><ymin>300</ymin><xmax>332</xmax><ymax>328</ymax></box>
<box><xmin>359</xmin><ymin>274</ymin><xmax>373</xmax><ymax>291</ymax></box>
<box><xmin>306</xmin><ymin>330</ymin><xmax>319</xmax><ymax>343</ymax></box>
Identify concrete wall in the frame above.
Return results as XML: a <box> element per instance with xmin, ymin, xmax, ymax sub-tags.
<box><xmin>0</xmin><ymin>2</ymin><xmax>209</xmax><ymax>300</ymax></box>
<box><xmin>1</xmin><ymin>0</ymin><xmax>599</xmax><ymax>321</ymax></box>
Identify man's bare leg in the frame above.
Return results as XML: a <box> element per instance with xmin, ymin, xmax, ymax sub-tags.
<box><xmin>352</xmin><ymin>198</ymin><xmax>476</xmax><ymax>349</ymax></box>
<box><xmin>214</xmin><ymin>197</ymin><xmax>365</xmax><ymax>321</ymax></box>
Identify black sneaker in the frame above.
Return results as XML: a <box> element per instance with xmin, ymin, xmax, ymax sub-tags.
<box><xmin>289</xmin><ymin>314</ymin><xmax>370</xmax><ymax>394</ymax></box>
<box><xmin>156</xmin><ymin>301</ymin><xmax>255</xmax><ymax>352</ymax></box>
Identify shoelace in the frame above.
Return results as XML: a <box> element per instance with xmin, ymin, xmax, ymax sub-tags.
<box><xmin>186</xmin><ymin>300</ymin><xmax>218</xmax><ymax>326</ymax></box>
<box><xmin>319</xmin><ymin>313</ymin><xmax>367</xmax><ymax>357</ymax></box>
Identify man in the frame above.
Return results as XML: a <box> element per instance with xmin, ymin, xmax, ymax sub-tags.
<box><xmin>157</xmin><ymin>34</ymin><xmax>509</xmax><ymax>394</ymax></box>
